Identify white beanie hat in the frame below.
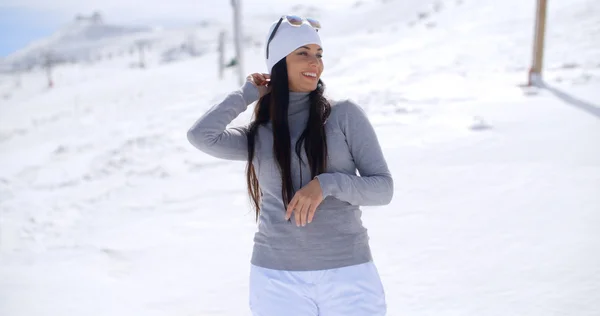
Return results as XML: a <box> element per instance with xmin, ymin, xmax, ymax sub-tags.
<box><xmin>264</xmin><ymin>18</ymin><xmax>322</xmax><ymax>73</ymax></box>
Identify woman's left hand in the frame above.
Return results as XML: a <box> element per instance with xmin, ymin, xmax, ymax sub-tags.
<box><xmin>285</xmin><ymin>178</ymin><xmax>324</xmax><ymax>226</ymax></box>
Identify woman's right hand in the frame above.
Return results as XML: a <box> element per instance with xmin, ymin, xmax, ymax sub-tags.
<box><xmin>247</xmin><ymin>73</ymin><xmax>271</xmax><ymax>98</ymax></box>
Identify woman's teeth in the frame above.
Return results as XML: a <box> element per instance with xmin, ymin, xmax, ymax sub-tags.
<box><xmin>302</xmin><ymin>72</ymin><xmax>317</xmax><ymax>78</ymax></box>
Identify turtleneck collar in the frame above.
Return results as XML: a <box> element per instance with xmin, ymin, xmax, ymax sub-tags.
<box><xmin>288</xmin><ymin>91</ymin><xmax>311</xmax><ymax>115</ymax></box>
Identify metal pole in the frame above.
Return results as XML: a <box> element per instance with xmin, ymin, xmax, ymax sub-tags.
<box><xmin>218</xmin><ymin>30</ymin><xmax>225</xmax><ymax>80</ymax></box>
<box><xmin>45</xmin><ymin>52</ymin><xmax>53</xmax><ymax>88</ymax></box>
<box><xmin>529</xmin><ymin>0</ymin><xmax>548</xmax><ymax>86</ymax></box>
<box><xmin>232</xmin><ymin>0</ymin><xmax>244</xmax><ymax>86</ymax></box>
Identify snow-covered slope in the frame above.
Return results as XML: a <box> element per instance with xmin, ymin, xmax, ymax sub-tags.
<box><xmin>0</xmin><ymin>0</ymin><xmax>357</xmax><ymax>73</ymax></box>
<box><xmin>1</xmin><ymin>17</ymin><xmax>226</xmax><ymax>72</ymax></box>
<box><xmin>1</xmin><ymin>0</ymin><xmax>599</xmax><ymax>315</ymax></box>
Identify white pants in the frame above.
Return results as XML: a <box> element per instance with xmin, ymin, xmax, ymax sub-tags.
<box><xmin>249</xmin><ymin>261</ymin><xmax>386</xmax><ymax>316</ymax></box>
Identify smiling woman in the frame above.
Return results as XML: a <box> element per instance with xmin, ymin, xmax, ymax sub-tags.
<box><xmin>187</xmin><ymin>14</ymin><xmax>393</xmax><ymax>316</ymax></box>
<box><xmin>286</xmin><ymin>44</ymin><xmax>324</xmax><ymax>92</ymax></box>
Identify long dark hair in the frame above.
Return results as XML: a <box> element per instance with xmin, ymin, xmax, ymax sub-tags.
<box><xmin>246</xmin><ymin>58</ymin><xmax>331</xmax><ymax>221</ymax></box>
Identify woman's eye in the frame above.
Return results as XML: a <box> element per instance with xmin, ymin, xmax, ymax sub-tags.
<box><xmin>297</xmin><ymin>51</ymin><xmax>322</xmax><ymax>58</ymax></box>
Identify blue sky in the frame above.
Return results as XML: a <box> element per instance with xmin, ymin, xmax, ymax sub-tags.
<box><xmin>0</xmin><ymin>7</ymin><xmax>66</xmax><ymax>57</ymax></box>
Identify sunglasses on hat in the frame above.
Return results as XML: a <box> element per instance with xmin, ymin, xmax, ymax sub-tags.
<box><xmin>266</xmin><ymin>15</ymin><xmax>321</xmax><ymax>59</ymax></box>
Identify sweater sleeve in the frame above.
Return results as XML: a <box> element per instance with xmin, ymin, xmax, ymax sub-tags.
<box><xmin>315</xmin><ymin>101</ymin><xmax>394</xmax><ymax>206</ymax></box>
<box><xmin>186</xmin><ymin>81</ymin><xmax>260</xmax><ymax>161</ymax></box>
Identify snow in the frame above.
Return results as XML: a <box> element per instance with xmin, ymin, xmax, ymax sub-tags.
<box><xmin>1</xmin><ymin>0</ymin><xmax>600</xmax><ymax>315</ymax></box>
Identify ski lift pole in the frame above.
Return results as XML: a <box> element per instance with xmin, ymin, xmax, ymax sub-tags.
<box><xmin>529</xmin><ymin>0</ymin><xmax>548</xmax><ymax>86</ymax></box>
<box><xmin>218</xmin><ymin>30</ymin><xmax>226</xmax><ymax>80</ymax></box>
<box><xmin>231</xmin><ymin>0</ymin><xmax>244</xmax><ymax>86</ymax></box>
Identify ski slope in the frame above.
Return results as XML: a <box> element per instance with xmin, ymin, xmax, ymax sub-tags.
<box><xmin>1</xmin><ymin>0</ymin><xmax>599</xmax><ymax>315</ymax></box>
<box><xmin>0</xmin><ymin>0</ymin><xmax>358</xmax><ymax>72</ymax></box>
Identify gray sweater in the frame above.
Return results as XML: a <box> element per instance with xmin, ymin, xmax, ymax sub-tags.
<box><xmin>187</xmin><ymin>81</ymin><xmax>393</xmax><ymax>271</ymax></box>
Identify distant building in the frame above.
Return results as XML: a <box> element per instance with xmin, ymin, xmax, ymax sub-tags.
<box><xmin>75</xmin><ymin>11</ymin><xmax>103</xmax><ymax>24</ymax></box>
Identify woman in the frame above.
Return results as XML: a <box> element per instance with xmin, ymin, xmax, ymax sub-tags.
<box><xmin>187</xmin><ymin>15</ymin><xmax>393</xmax><ymax>316</ymax></box>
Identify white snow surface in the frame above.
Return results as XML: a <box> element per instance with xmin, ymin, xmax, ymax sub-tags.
<box><xmin>1</xmin><ymin>0</ymin><xmax>600</xmax><ymax>315</ymax></box>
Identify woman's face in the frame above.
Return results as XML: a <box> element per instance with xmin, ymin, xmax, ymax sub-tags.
<box><xmin>285</xmin><ymin>44</ymin><xmax>323</xmax><ymax>92</ymax></box>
